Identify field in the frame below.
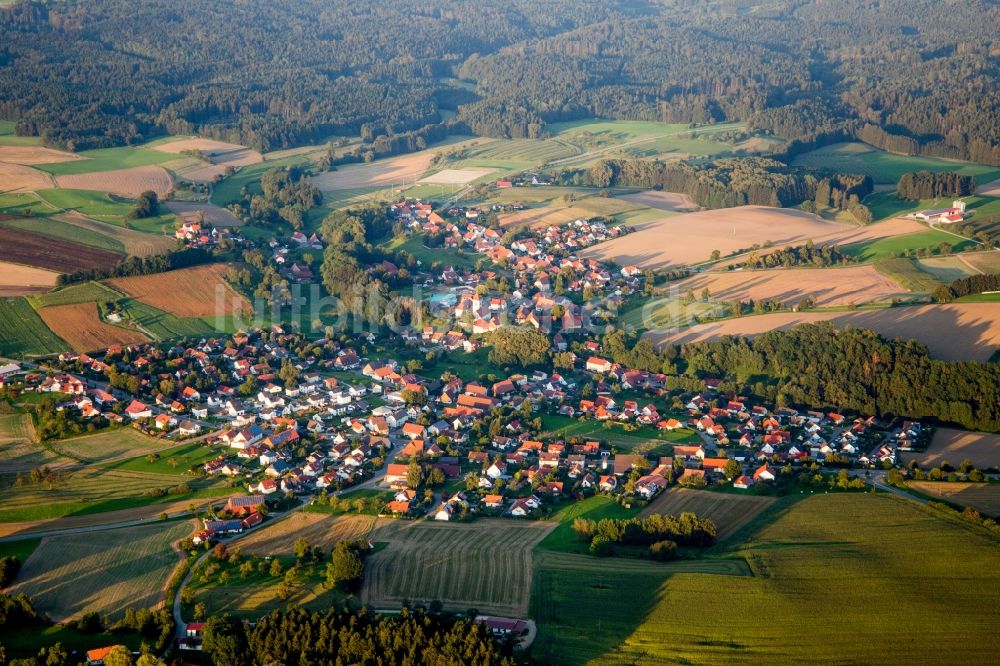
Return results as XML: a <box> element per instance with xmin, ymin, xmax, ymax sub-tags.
<box><xmin>153</xmin><ymin>137</ymin><xmax>263</xmax><ymax>183</ymax></box>
<box><xmin>165</xmin><ymin>201</ymin><xmax>242</xmax><ymax>227</ymax></box>
<box><xmin>0</xmin><ymin>144</ymin><xmax>81</xmax><ymax>165</ymax></box>
<box><xmin>31</xmin><ymin>281</ymin><xmax>123</xmax><ymax>308</ymax></box>
<box><xmin>618</xmin><ymin>190</ymin><xmax>698</xmax><ymax>212</ymax></box>
<box><xmin>37</xmin><ymin>302</ymin><xmax>148</xmax><ymax>351</ymax></box>
<box><xmin>908</xmin><ymin>481</ymin><xmax>1000</xmax><ymax>515</ymax></box>
<box><xmin>0</xmin><ymin>414</ymin><xmax>51</xmax><ymax>472</ymax></box>
<box><xmin>239</xmin><ymin>513</ymin><xmax>377</xmax><ymax>556</ymax></box>
<box><xmin>532</xmin><ymin>493</ymin><xmax>1000</xmax><ymax>664</ymax></box>
<box><xmin>499</xmin><ymin>203</ymin><xmax>619</xmax><ymax>230</ymax></box>
<box><xmin>9</xmin><ymin>521</ymin><xmax>191</xmax><ymax>622</ymax></box>
<box><xmin>873</xmin><ymin>257</ymin><xmax>943</xmax><ymax>293</ymax></box>
<box><xmin>675</xmin><ymin>265</ymin><xmax>906</xmax><ymax>308</ymax></box>
<box><xmin>902</xmin><ymin>428</ymin><xmax>1000</xmax><ymax>471</ymax></box>
<box><xmin>648</xmin><ymin>303</ymin><xmax>1000</xmax><ymax>362</ymax></box>
<box><xmin>841</xmin><ymin>229</ymin><xmax>975</xmax><ymax>261</ymax></box>
<box><xmin>120</xmin><ymin>298</ymin><xmax>216</xmax><ymax>340</ymax></box>
<box><xmin>362</xmin><ymin>519</ymin><xmax>554</xmax><ymax>616</ymax></box>
<box><xmin>49</xmin><ymin>428</ymin><xmax>164</xmax><ymax>464</ymax></box>
<box><xmin>55</xmin><ymin>165</ymin><xmax>174</xmax><ymax>198</ymax></box>
<box><xmin>960</xmin><ymin>250</ymin><xmax>1000</xmax><ymax>274</ymax></box>
<box><xmin>0</xmin><ymin>162</ymin><xmax>54</xmax><ymax>192</ymax></box>
<box><xmin>0</xmin><ymin>297</ymin><xmax>67</xmax><ymax>355</ymax></box>
<box><xmin>912</xmin><ymin>255</ymin><xmax>980</xmax><ymax>282</ymax></box>
<box><xmin>792</xmin><ymin>142</ymin><xmax>1000</xmax><ymax>185</ymax></box>
<box><xmin>419</xmin><ymin>168</ymin><xmax>495</xmax><ymax>184</ymax></box>
<box><xmin>313</xmin><ymin>151</ymin><xmax>434</xmax><ymax>191</ymax></box>
<box><xmin>977</xmin><ymin>177</ymin><xmax>1000</xmax><ymax>197</ymax></box>
<box><xmin>109</xmin><ymin>264</ymin><xmax>247</xmax><ymax>317</ymax></box>
<box><xmin>638</xmin><ymin>488</ymin><xmax>777</xmax><ymax>541</ymax></box>
<box><xmin>0</xmin><ymin>260</ymin><xmax>59</xmax><ymax>297</ymax></box>
<box><xmin>1</xmin><ymin>214</ymin><xmax>124</xmax><ymax>254</ymax></box>
<box><xmin>581</xmin><ymin>206</ymin><xmax>852</xmax><ymax>268</ymax></box>
<box><xmin>52</xmin><ymin>211</ymin><xmax>177</xmax><ymax>257</ymax></box>
<box><xmin>34</xmin><ymin>144</ymin><xmax>177</xmax><ymax>177</ymax></box>
<box><xmin>0</xmin><ymin>226</ymin><xmax>123</xmax><ymax>273</ymax></box>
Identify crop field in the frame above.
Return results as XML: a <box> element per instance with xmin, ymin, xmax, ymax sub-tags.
<box><xmin>638</xmin><ymin>488</ymin><xmax>777</xmax><ymax>541</ymax></box>
<box><xmin>239</xmin><ymin>513</ymin><xmax>378</xmax><ymax>556</ymax></box>
<box><xmin>0</xmin><ymin>215</ymin><xmax>125</xmax><ymax>253</ymax></box>
<box><xmin>0</xmin><ymin>414</ymin><xmax>52</xmax><ymax>472</ymax></box>
<box><xmin>792</xmin><ymin>142</ymin><xmax>1000</xmax><ymax>185</ymax></box>
<box><xmin>165</xmin><ymin>201</ymin><xmax>243</xmax><ymax>227</ymax></box>
<box><xmin>53</xmin><ymin>211</ymin><xmax>177</xmax><ymax>257</ymax></box>
<box><xmin>499</xmin><ymin>203</ymin><xmax>612</xmax><ymax>229</ymax></box>
<box><xmin>49</xmin><ymin>428</ymin><xmax>164</xmax><ymax>464</ymax></box>
<box><xmin>31</xmin><ymin>281</ymin><xmax>123</xmax><ymax>308</ymax></box>
<box><xmin>902</xmin><ymin>428</ymin><xmax>1000</xmax><ymax>471</ymax></box>
<box><xmin>648</xmin><ymin>303</ymin><xmax>1000</xmax><ymax>362</ymax></box>
<box><xmin>55</xmin><ymin>165</ymin><xmax>174</xmax><ymax>198</ymax></box>
<box><xmin>582</xmin><ymin>206</ymin><xmax>852</xmax><ymax>269</ymax></box>
<box><xmin>0</xmin><ymin>226</ymin><xmax>123</xmax><ymax>273</ymax></box>
<box><xmin>533</xmin><ymin>493</ymin><xmax>1000</xmax><ymax>665</ymax></box>
<box><xmin>960</xmin><ymin>250</ymin><xmax>1000</xmax><ymax>274</ymax></box>
<box><xmin>313</xmin><ymin>151</ymin><xmax>435</xmax><ymax>191</ymax></box>
<box><xmin>0</xmin><ymin>162</ymin><xmax>54</xmax><ymax>192</ymax></box>
<box><xmin>0</xmin><ymin>192</ymin><xmax>56</xmax><ymax>216</ymax></box>
<box><xmin>120</xmin><ymin>298</ymin><xmax>216</xmax><ymax>340</ymax></box>
<box><xmin>109</xmin><ymin>264</ymin><xmax>247</xmax><ymax>317</ymax></box>
<box><xmin>153</xmin><ymin>137</ymin><xmax>263</xmax><ymax>183</ymax></box>
<box><xmin>0</xmin><ymin>260</ymin><xmax>60</xmax><ymax>297</ymax></box>
<box><xmin>912</xmin><ymin>256</ymin><xmax>979</xmax><ymax>282</ymax></box>
<box><xmin>34</xmin><ymin>188</ymin><xmax>176</xmax><ymax>234</ymax></box>
<box><xmin>362</xmin><ymin>519</ymin><xmax>554</xmax><ymax>616</ymax></box>
<box><xmin>977</xmin><ymin>177</ymin><xmax>1000</xmax><ymax>197</ymax></box>
<box><xmin>37</xmin><ymin>302</ymin><xmax>148</xmax><ymax>351</ymax></box>
<box><xmin>0</xmin><ymin>144</ymin><xmax>81</xmax><ymax>165</ymax></box>
<box><xmin>419</xmin><ymin>167</ymin><xmax>496</xmax><ymax>185</ymax></box>
<box><xmin>872</xmin><ymin>257</ymin><xmax>943</xmax><ymax>294</ymax></box>
<box><xmin>841</xmin><ymin>229</ymin><xmax>975</xmax><ymax>261</ymax></box>
<box><xmin>676</xmin><ymin>265</ymin><xmax>906</xmax><ymax>307</ymax></box>
<box><xmin>0</xmin><ymin>297</ymin><xmax>67</xmax><ymax>355</ymax></box>
<box><xmin>10</xmin><ymin>521</ymin><xmax>191</xmax><ymax>622</ymax></box>
<box><xmin>34</xmin><ymin>144</ymin><xmax>177</xmax><ymax>177</ymax></box>
<box><xmin>618</xmin><ymin>190</ymin><xmax>698</xmax><ymax>212</ymax></box>
<box><xmin>109</xmin><ymin>441</ymin><xmax>219</xmax><ymax>475</ymax></box>
<box><xmin>908</xmin><ymin>482</ymin><xmax>1000</xmax><ymax>515</ymax></box>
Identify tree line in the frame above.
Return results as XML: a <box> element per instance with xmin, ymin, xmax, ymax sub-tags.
<box><xmin>58</xmin><ymin>247</ymin><xmax>216</xmax><ymax>285</ymax></box>
<box><xmin>897</xmin><ymin>171</ymin><xmax>977</xmax><ymax>201</ymax></box>
<box><xmin>736</xmin><ymin>242</ymin><xmax>855</xmax><ymax>270</ymax></box>
<box><xmin>934</xmin><ymin>273</ymin><xmax>1000</xmax><ymax>303</ymax></box>
<box><xmin>573</xmin><ymin>512</ymin><xmax>717</xmax><ymax>558</ymax></box>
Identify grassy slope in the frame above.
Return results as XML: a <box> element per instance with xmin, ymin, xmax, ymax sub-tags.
<box><xmin>842</xmin><ymin>229</ymin><xmax>975</xmax><ymax>261</ymax></box>
<box><xmin>532</xmin><ymin>493</ymin><xmax>1000</xmax><ymax>665</ymax></box>
<box><xmin>33</xmin><ymin>144</ymin><xmax>177</xmax><ymax>176</ymax></box>
<box><xmin>793</xmin><ymin>142</ymin><xmax>1000</xmax><ymax>185</ymax></box>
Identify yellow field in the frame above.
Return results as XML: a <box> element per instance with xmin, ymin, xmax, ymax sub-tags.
<box><xmin>908</xmin><ymin>482</ymin><xmax>1000</xmax><ymax>515</ymax></box>
<box><xmin>639</xmin><ymin>488</ymin><xmax>777</xmax><ymax>541</ymax></box>
<box><xmin>902</xmin><ymin>428</ymin><xmax>1000</xmax><ymax>470</ymax></box>
<box><xmin>55</xmin><ymin>165</ymin><xmax>174</xmax><ymax>198</ymax></box>
<box><xmin>238</xmin><ymin>513</ymin><xmax>377</xmax><ymax>556</ymax></box>
<box><xmin>10</xmin><ymin>521</ymin><xmax>191</xmax><ymax>621</ymax></box>
<box><xmin>37</xmin><ymin>302</ymin><xmax>149</xmax><ymax>352</ymax></box>
<box><xmin>50</xmin><ymin>428</ymin><xmax>164</xmax><ymax>464</ymax></box>
<box><xmin>108</xmin><ymin>263</ymin><xmax>246</xmax><ymax>317</ymax></box>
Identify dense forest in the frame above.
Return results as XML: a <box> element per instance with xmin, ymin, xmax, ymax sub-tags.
<box><xmin>897</xmin><ymin>171</ymin><xmax>977</xmax><ymax>201</ymax></box>
<box><xmin>935</xmin><ymin>273</ymin><xmax>1000</xmax><ymax>302</ymax></box>
<box><xmin>1</xmin><ymin>0</ymin><xmax>998</xmax><ymax>164</ymax></box>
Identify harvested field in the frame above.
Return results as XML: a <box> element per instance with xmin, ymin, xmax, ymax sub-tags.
<box><xmin>647</xmin><ymin>303</ymin><xmax>1000</xmax><ymax>362</ymax></box>
<box><xmin>960</xmin><ymin>251</ymin><xmax>1000</xmax><ymax>275</ymax></box>
<box><xmin>907</xmin><ymin>482</ymin><xmax>1000</xmax><ymax>515</ymax></box>
<box><xmin>675</xmin><ymin>265</ymin><xmax>906</xmax><ymax>307</ymax></box>
<box><xmin>582</xmin><ymin>206</ymin><xmax>852</xmax><ymax>268</ymax></box>
<box><xmin>239</xmin><ymin>513</ymin><xmax>377</xmax><ymax>556</ymax></box>
<box><xmin>913</xmin><ymin>256</ymin><xmax>979</xmax><ymax>282</ymax></box>
<box><xmin>55</xmin><ymin>165</ymin><xmax>173</xmax><ymax>199</ymax></box>
<box><xmin>54</xmin><ymin>211</ymin><xmax>177</xmax><ymax>257</ymax></box>
<box><xmin>165</xmin><ymin>201</ymin><xmax>242</xmax><ymax>227</ymax></box>
<box><xmin>0</xmin><ymin>162</ymin><xmax>53</xmax><ymax>192</ymax></box>
<box><xmin>639</xmin><ymin>488</ymin><xmax>776</xmax><ymax>541</ymax></box>
<box><xmin>50</xmin><ymin>428</ymin><xmax>163</xmax><ymax>464</ymax></box>
<box><xmin>713</xmin><ymin>217</ymin><xmax>928</xmax><ymax>270</ymax></box>
<box><xmin>109</xmin><ymin>264</ymin><xmax>247</xmax><ymax>317</ymax></box>
<box><xmin>619</xmin><ymin>190</ymin><xmax>698</xmax><ymax>211</ymax></box>
<box><xmin>499</xmin><ymin>204</ymin><xmax>607</xmax><ymax>229</ymax></box>
<box><xmin>0</xmin><ymin>260</ymin><xmax>59</xmax><ymax>295</ymax></box>
<box><xmin>10</xmin><ymin>521</ymin><xmax>191</xmax><ymax>621</ymax></box>
<box><xmin>902</xmin><ymin>428</ymin><xmax>1000</xmax><ymax>471</ymax></box>
<box><xmin>0</xmin><ymin>227</ymin><xmax>123</xmax><ymax>273</ymax></box>
<box><xmin>313</xmin><ymin>151</ymin><xmax>434</xmax><ymax>191</ymax></box>
<box><xmin>0</xmin><ymin>145</ymin><xmax>81</xmax><ymax>165</ymax></box>
<box><xmin>0</xmin><ymin>414</ymin><xmax>52</xmax><ymax>472</ymax></box>
<box><xmin>419</xmin><ymin>168</ymin><xmax>495</xmax><ymax>184</ymax></box>
<box><xmin>362</xmin><ymin>519</ymin><xmax>554</xmax><ymax>616</ymax></box>
<box><xmin>37</xmin><ymin>302</ymin><xmax>148</xmax><ymax>352</ymax></box>
<box><xmin>975</xmin><ymin>177</ymin><xmax>1000</xmax><ymax>198</ymax></box>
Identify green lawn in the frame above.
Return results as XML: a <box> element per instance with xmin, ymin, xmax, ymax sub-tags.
<box><xmin>108</xmin><ymin>441</ymin><xmax>220</xmax><ymax>475</ymax></box>
<box><xmin>539</xmin><ymin>413</ymin><xmax>699</xmax><ymax>451</ymax></box>
<box><xmin>531</xmin><ymin>493</ymin><xmax>1000</xmax><ymax>664</ymax></box>
<box><xmin>842</xmin><ymin>229</ymin><xmax>975</xmax><ymax>261</ymax></box>
<box><xmin>0</xmin><ymin>216</ymin><xmax>125</xmax><ymax>253</ymax></box>
<box><xmin>33</xmin><ymin>144</ymin><xmax>177</xmax><ymax>176</ymax></box>
<box><xmin>380</xmin><ymin>233</ymin><xmax>481</xmax><ymax>270</ymax></box>
<box><xmin>0</xmin><ymin>298</ymin><xmax>67</xmax><ymax>356</ymax></box>
<box><xmin>793</xmin><ymin>142</ymin><xmax>1000</xmax><ymax>185</ymax></box>
<box><xmin>536</xmin><ymin>495</ymin><xmax>639</xmax><ymax>554</ymax></box>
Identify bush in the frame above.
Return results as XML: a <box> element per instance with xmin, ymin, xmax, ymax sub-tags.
<box><xmin>649</xmin><ymin>540</ymin><xmax>678</xmax><ymax>561</ymax></box>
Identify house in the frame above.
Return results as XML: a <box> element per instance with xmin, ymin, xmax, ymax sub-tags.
<box><xmin>585</xmin><ymin>357</ymin><xmax>612</xmax><ymax>373</ymax></box>
<box><xmin>124</xmin><ymin>400</ymin><xmax>152</xmax><ymax>420</ymax></box>
<box><xmin>225</xmin><ymin>495</ymin><xmax>266</xmax><ymax>515</ymax></box>
<box><xmin>385</xmin><ymin>464</ymin><xmax>410</xmax><ymax>487</ymax></box>
<box><xmin>483</xmin><ymin>494</ymin><xmax>504</xmax><ymax>509</ymax></box>
<box><xmin>753</xmin><ymin>464</ymin><xmax>776</xmax><ymax>482</ymax></box>
<box><xmin>86</xmin><ymin>646</ymin><xmax>127</xmax><ymax>666</ymax></box>
<box><xmin>733</xmin><ymin>474</ymin><xmax>754</xmax><ymax>490</ymax></box>
<box><xmin>385</xmin><ymin>500</ymin><xmax>412</xmax><ymax>515</ymax></box>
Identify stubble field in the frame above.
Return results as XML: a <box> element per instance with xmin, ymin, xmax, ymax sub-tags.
<box><xmin>618</xmin><ymin>190</ymin><xmax>698</xmax><ymax>212</ymax></box>
<box><xmin>55</xmin><ymin>165</ymin><xmax>174</xmax><ymax>198</ymax></box>
<box><xmin>638</xmin><ymin>488</ymin><xmax>777</xmax><ymax>541</ymax></box>
<box><xmin>109</xmin><ymin>264</ymin><xmax>247</xmax><ymax>317</ymax></box>
<box><xmin>0</xmin><ymin>145</ymin><xmax>82</xmax><ymax>165</ymax></box>
<box><xmin>907</xmin><ymin>482</ymin><xmax>1000</xmax><ymax>515</ymax></box>
<box><xmin>312</xmin><ymin>151</ymin><xmax>434</xmax><ymax>191</ymax></box>
<box><xmin>0</xmin><ymin>163</ymin><xmax>54</xmax><ymax>192</ymax></box>
<box><xmin>37</xmin><ymin>302</ymin><xmax>148</xmax><ymax>351</ymax></box>
<box><xmin>902</xmin><ymin>428</ymin><xmax>1000</xmax><ymax>470</ymax></box>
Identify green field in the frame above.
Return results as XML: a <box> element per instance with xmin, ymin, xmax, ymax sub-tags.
<box><xmin>539</xmin><ymin>413</ymin><xmax>699</xmax><ymax>451</ymax></box>
<box><xmin>0</xmin><ymin>192</ymin><xmax>58</xmax><ymax>217</ymax></box>
<box><xmin>49</xmin><ymin>427</ymin><xmax>165</xmax><ymax>464</ymax></box>
<box><xmin>537</xmin><ymin>495</ymin><xmax>639</xmax><ymax>554</ymax></box>
<box><xmin>31</xmin><ymin>281</ymin><xmax>124</xmax><ymax>308</ymax></box>
<box><xmin>842</xmin><ymin>229</ymin><xmax>975</xmax><ymax>261</ymax></box>
<box><xmin>794</xmin><ymin>142</ymin><xmax>1000</xmax><ymax>185</ymax></box>
<box><xmin>532</xmin><ymin>493</ymin><xmax>1000</xmax><ymax>664</ymax></box>
<box><xmin>33</xmin><ymin>188</ymin><xmax>176</xmax><ymax>233</ymax></box>
<box><xmin>0</xmin><ymin>298</ymin><xmax>67</xmax><ymax>356</ymax></box>
<box><xmin>0</xmin><ymin>216</ymin><xmax>125</xmax><ymax>253</ymax></box>
<box><xmin>380</xmin><ymin>233</ymin><xmax>481</xmax><ymax>270</ymax></box>
<box><xmin>121</xmin><ymin>298</ymin><xmax>216</xmax><ymax>340</ymax></box>
<box><xmin>33</xmin><ymin>144</ymin><xmax>177</xmax><ymax>176</ymax></box>
<box><xmin>211</xmin><ymin>154</ymin><xmax>312</xmax><ymax>205</ymax></box>
<box><xmin>873</xmin><ymin>257</ymin><xmax>943</xmax><ymax>293</ymax></box>
<box><xmin>108</xmin><ymin>441</ymin><xmax>219</xmax><ymax>475</ymax></box>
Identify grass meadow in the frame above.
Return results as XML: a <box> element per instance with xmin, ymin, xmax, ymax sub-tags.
<box><xmin>0</xmin><ymin>298</ymin><xmax>67</xmax><ymax>355</ymax></box>
<box><xmin>793</xmin><ymin>142</ymin><xmax>1000</xmax><ymax>185</ymax></box>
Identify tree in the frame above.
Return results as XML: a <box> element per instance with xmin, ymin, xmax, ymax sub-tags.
<box><xmin>103</xmin><ymin>646</ymin><xmax>133</xmax><ymax>666</ymax></box>
<box><xmin>326</xmin><ymin>542</ymin><xmax>364</xmax><ymax>589</ymax></box>
<box><xmin>723</xmin><ymin>459</ymin><xmax>742</xmax><ymax>481</ymax></box>
<box><xmin>279</xmin><ymin>359</ymin><xmax>300</xmax><ymax>388</ymax></box>
<box><xmin>135</xmin><ymin>655</ymin><xmax>166</xmax><ymax>666</ymax></box>
<box><xmin>294</xmin><ymin>537</ymin><xmax>310</xmax><ymax>561</ymax></box>
<box><xmin>202</xmin><ymin>615</ymin><xmax>249</xmax><ymax>666</ymax></box>
<box><xmin>129</xmin><ymin>191</ymin><xmax>159</xmax><ymax>219</ymax></box>
<box><xmin>427</xmin><ymin>467</ymin><xmax>446</xmax><ymax>486</ymax></box>
<box><xmin>407</xmin><ymin>458</ymin><xmax>423</xmax><ymax>488</ymax></box>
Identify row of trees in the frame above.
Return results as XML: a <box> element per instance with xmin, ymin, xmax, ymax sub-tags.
<box><xmin>737</xmin><ymin>242</ymin><xmax>855</xmax><ymax>270</ymax></box>
<box><xmin>897</xmin><ymin>171</ymin><xmax>977</xmax><ymax>200</ymax></box>
<box><xmin>58</xmin><ymin>247</ymin><xmax>216</xmax><ymax>285</ymax></box>
<box><xmin>934</xmin><ymin>273</ymin><xmax>1000</xmax><ymax>302</ymax></box>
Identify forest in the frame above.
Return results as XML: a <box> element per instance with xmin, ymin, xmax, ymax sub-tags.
<box><xmin>0</xmin><ymin>0</ymin><xmax>998</xmax><ymax>164</ymax></box>
<box><xmin>896</xmin><ymin>171</ymin><xmax>977</xmax><ymax>201</ymax></box>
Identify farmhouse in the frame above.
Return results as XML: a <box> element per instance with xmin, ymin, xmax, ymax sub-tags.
<box><xmin>913</xmin><ymin>200</ymin><xmax>967</xmax><ymax>224</ymax></box>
